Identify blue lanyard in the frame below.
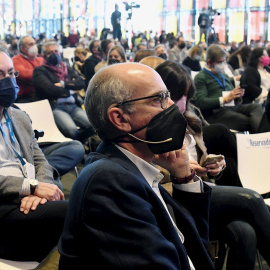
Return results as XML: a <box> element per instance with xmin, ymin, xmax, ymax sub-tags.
<box><xmin>204</xmin><ymin>68</ymin><xmax>226</xmax><ymax>90</ymax></box>
<box><xmin>0</xmin><ymin>109</ymin><xmax>25</xmax><ymax>166</ymax></box>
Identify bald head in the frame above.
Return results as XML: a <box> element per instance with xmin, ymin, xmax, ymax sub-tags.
<box><xmin>84</xmin><ymin>62</ymin><xmax>166</xmax><ymax>139</ymax></box>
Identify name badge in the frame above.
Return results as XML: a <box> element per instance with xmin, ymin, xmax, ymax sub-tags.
<box><xmin>223</xmin><ymin>91</ymin><xmax>235</xmax><ymax>106</ymax></box>
<box><xmin>24</xmin><ymin>160</ymin><xmax>35</xmax><ymax>179</ymax></box>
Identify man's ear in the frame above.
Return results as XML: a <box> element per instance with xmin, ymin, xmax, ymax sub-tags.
<box><xmin>108</xmin><ymin>107</ymin><xmax>132</xmax><ymax>132</ymax></box>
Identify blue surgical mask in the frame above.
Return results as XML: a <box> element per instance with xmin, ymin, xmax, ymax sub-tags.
<box><xmin>0</xmin><ymin>77</ymin><xmax>19</xmax><ymax>107</ymax></box>
<box><xmin>47</xmin><ymin>53</ymin><xmax>61</xmax><ymax>66</ymax></box>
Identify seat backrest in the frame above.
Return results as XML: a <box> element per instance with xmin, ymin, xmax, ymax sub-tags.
<box><xmin>236</xmin><ymin>132</ymin><xmax>270</xmax><ymax>194</ymax></box>
<box><xmin>14</xmin><ymin>100</ymin><xmax>72</xmax><ymax>144</ymax></box>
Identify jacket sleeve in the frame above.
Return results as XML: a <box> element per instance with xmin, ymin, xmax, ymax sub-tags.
<box><xmin>33</xmin><ymin>67</ymin><xmax>71</xmax><ymax>99</ymax></box>
<box><xmin>64</xmin><ymin>67</ymin><xmax>85</xmax><ymax>90</ymax></box>
<box><xmin>240</xmin><ymin>66</ymin><xmax>262</xmax><ymax>102</ymax></box>
<box><xmin>0</xmin><ymin>109</ymin><xmax>54</xmax><ymax>203</ymax></box>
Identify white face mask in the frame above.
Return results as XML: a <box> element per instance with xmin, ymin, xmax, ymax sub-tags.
<box><xmin>214</xmin><ymin>62</ymin><xmax>226</xmax><ymax>74</ymax></box>
<box><xmin>27</xmin><ymin>45</ymin><xmax>38</xmax><ymax>57</ymax></box>
<box><xmin>194</xmin><ymin>55</ymin><xmax>201</xmax><ymax>61</ymax></box>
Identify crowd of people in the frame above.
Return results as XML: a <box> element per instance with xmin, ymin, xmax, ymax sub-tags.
<box><xmin>1</xmin><ymin>27</ymin><xmax>270</xmax><ymax>270</ymax></box>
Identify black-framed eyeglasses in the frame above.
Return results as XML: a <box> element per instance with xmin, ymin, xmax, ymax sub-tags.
<box><xmin>0</xmin><ymin>70</ymin><xmax>19</xmax><ymax>80</ymax></box>
<box><xmin>115</xmin><ymin>91</ymin><xmax>171</xmax><ymax>109</ymax></box>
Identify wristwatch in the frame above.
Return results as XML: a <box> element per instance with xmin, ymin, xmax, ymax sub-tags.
<box><xmin>170</xmin><ymin>169</ymin><xmax>196</xmax><ymax>184</ymax></box>
<box><xmin>29</xmin><ymin>179</ymin><xmax>39</xmax><ymax>195</ymax></box>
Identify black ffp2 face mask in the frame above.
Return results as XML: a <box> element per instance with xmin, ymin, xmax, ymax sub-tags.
<box><xmin>127</xmin><ymin>104</ymin><xmax>187</xmax><ymax>154</ymax></box>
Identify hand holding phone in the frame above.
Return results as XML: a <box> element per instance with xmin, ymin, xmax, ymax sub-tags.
<box><xmin>201</xmin><ymin>154</ymin><xmax>223</xmax><ymax>167</ymax></box>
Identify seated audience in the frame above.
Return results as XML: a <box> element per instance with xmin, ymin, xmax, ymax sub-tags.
<box><xmin>13</xmin><ymin>35</ymin><xmax>43</xmax><ymax>102</ymax></box>
<box><xmin>182</xmin><ymin>44</ymin><xmax>203</xmax><ymax>71</ymax></box>
<box><xmin>58</xmin><ymin>62</ymin><xmax>214</xmax><ymax>270</ymax></box>
<box><xmin>72</xmin><ymin>47</ymin><xmax>90</xmax><ymax>80</ymax></box>
<box><xmin>83</xmin><ymin>39</ymin><xmax>102</xmax><ymax>89</ymax></box>
<box><xmin>94</xmin><ymin>39</ymin><xmax>115</xmax><ymax>72</ymax></box>
<box><xmin>154</xmin><ymin>43</ymin><xmax>168</xmax><ymax>60</ymax></box>
<box><xmin>0</xmin><ymin>47</ymin><xmax>67</xmax><ymax>262</ymax></box>
<box><xmin>228</xmin><ymin>45</ymin><xmax>251</xmax><ymax>71</ymax></box>
<box><xmin>168</xmin><ymin>36</ymin><xmax>188</xmax><ymax>64</ymax></box>
<box><xmin>194</xmin><ymin>44</ymin><xmax>263</xmax><ymax>133</ymax></box>
<box><xmin>240</xmin><ymin>47</ymin><xmax>270</xmax><ymax>104</ymax></box>
<box><xmin>133</xmin><ymin>49</ymin><xmax>155</xmax><ymax>62</ymax></box>
<box><xmin>8</xmin><ymin>37</ymin><xmax>19</xmax><ymax>57</ymax></box>
<box><xmin>33</xmin><ymin>41</ymin><xmax>95</xmax><ymax>143</ymax></box>
<box><xmin>136</xmin><ymin>42</ymin><xmax>147</xmax><ymax>51</ymax></box>
<box><xmin>107</xmin><ymin>45</ymin><xmax>127</xmax><ymax>65</ymax></box>
<box><xmin>155</xmin><ymin>60</ymin><xmax>270</xmax><ymax>270</ymax></box>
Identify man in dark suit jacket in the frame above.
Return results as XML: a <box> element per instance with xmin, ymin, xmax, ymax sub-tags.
<box><xmin>58</xmin><ymin>62</ymin><xmax>214</xmax><ymax>269</ymax></box>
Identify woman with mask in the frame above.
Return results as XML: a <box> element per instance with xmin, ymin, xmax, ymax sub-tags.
<box><xmin>155</xmin><ymin>60</ymin><xmax>270</xmax><ymax>270</ymax></box>
<box><xmin>32</xmin><ymin>41</ymin><xmax>95</xmax><ymax>143</ymax></box>
<box><xmin>240</xmin><ymin>47</ymin><xmax>270</xmax><ymax>104</ymax></box>
<box><xmin>107</xmin><ymin>45</ymin><xmax>127</xmax><ymax>65</ymax></box>
<box><xmin>72</xmin><ymin>47</ymin><xmax>91</xmax><ymax>80</ymax></box>
<box><xmin>154</xmin><ymin>44</ymin><xmax>168</xmax><ymax>60</ymax></box>
<box><xmin>182</xmin><ymin>45</ymin><xmax>203</xmax><ymax>71</ymax></box>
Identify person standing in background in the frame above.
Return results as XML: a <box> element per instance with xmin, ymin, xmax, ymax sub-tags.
<box><xmin>111</xmin><ymin>4</ymin><xmax>122</xmax><ymax>42</ymax></box>
<box><xmin>198</xmin><ymin>8</ymin><xmax>210</xmax><ymax>44</ymax></box>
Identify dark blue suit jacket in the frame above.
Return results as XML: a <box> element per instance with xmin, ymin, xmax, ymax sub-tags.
<box><xmin>58</xmin><ymin>141</ymin><xmax>214</xmax><ymax>270</ymax></box>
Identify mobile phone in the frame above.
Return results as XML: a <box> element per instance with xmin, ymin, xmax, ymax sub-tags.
<box><xmin>202</xmin><ymin>154</ymin><xmax>223</xmax><ymax>167</ymax></box>
<box><xmin>240</xmin><ymin>84</ymin><xmax>247</xmax><ymax>89</ymax></box>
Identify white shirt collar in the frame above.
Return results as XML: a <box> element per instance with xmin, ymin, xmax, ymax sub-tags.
<box><xmin>115</xmin><ymin>144</ymin><xmax>164</xmax><ymax>188</ymax></box>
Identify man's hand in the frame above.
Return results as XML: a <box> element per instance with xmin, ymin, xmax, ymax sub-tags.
<box><xmin>20</xmin><ymin>182</ymin><xmax>64</xmax><ymax>214</ymax></box>
<box><xmin>54</xmin><ymin>82</ymin><xmax>62</xmax><ymax>87</ymax></box>
<box><xmin>35</xmin><ymin>182</ymin><xmax>65</xmax><ymax>201</ymax></box>
<box><xmin>224</xmin><ymin>86</ymin><xmax>245</xmax><ymax>103</ymax></box>
<box><xmin>152</xmin><ymin>144</ymin><xmax>191</xmax><ymax>179</ymax></box>
<box><xmin>20</xmin><ymin>195</ymin><xmax>47</xmax><ymax>214</ymax></box>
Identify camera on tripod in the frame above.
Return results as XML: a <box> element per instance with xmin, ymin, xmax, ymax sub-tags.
<box><xmin>123</xmin><ymin>2</ymin><xmax>140</xmax><ymax>20</ymax></box>
<box><xmin>207</xmin><ymin>6</ymin><xmax>220</xmax><ymax>21</ymax></box>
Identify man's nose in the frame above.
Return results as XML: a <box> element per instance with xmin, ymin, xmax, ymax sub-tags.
<box><xmin>168</xmin><ymin>97</ymin><xmax>174</xmax><ymax>107</ymax></box>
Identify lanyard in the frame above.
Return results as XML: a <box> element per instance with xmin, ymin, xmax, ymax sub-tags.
<box><xmin>204</xmin><ymin>68</ymin><xmax>226</xmax><ymax>90</ymax></box>
<box><xmin>0</xmin><ymin>109</ymin><xmax>25</xmax><ymax>166</ymax></box>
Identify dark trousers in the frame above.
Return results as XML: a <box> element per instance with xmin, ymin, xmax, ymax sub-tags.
<box><xmin>0</xmin><ymin>200</ymin><xmax>68</xmax><ymax>262</ymax></box>
<box><xmin>210</xmin><ymin>185</ymin><xmax>270</xmax><ymax>270</ymax></box>
<box><xmin>206</xmin><ymin>103</ymin><xmax>263</xmax><ymax>134</ymax></box>
<box><xmin>113</xmin><ymin>24</ymin><xmax>122</xmax><ymax>41</ymax></box>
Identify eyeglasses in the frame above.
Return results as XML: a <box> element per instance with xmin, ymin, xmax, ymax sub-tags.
<box><xmin>0</xmin><ymin>70</ymin><xmax>19</xmax><ymax>80</ymax></box>
<box><xmin>115</xmin><ymin>91</ymin><xmax>171</xmax><ymax>109</ymax></box>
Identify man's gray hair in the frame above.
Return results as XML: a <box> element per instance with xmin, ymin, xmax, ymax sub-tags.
<box><xmin>206</xmin><ymin>44</ymin><xmax>227</xmax><ymax>63</ymax></box>
<box><xmin>41</xmin><ymin>41</ymin><xmax>59</xmax><ymax>55</ymax></box>
<box><xmin>154</xmin><ymin>44</ymin><xmax>166</xmax><ymax>51</ymax></box>
<box><xmin>84</xmin><ymin>66</ymin><xmax>135</xmax><ymax>140</ymax></box>
<box><xmin>18</xmin><ymin>36</ymin><xmax>31</xmax><ymax>53</ymax></box>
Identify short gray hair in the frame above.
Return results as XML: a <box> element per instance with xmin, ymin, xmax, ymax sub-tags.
<box><xmin>154</xmin><ymin>44</ymin><xmax>166</xmax><ymax>51</ymax></box>
<box><xmin>18</xmin><ymin>36</ymin><xmax>30</xmax><ymax>53</ymax></box>
<box><xmin>206</xmin><ymin>44</ymin><xmax>227</xmax><ymax>63</ymax></box>
<box><xmin>41</xmin><ymin>41</ymin><xmax>59</xmax><ymax>55</ymax></box>
<box><xmin>84</xmin><ymin>66</ymin><xmax>135</xmax><ymax>140</ymax></box>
